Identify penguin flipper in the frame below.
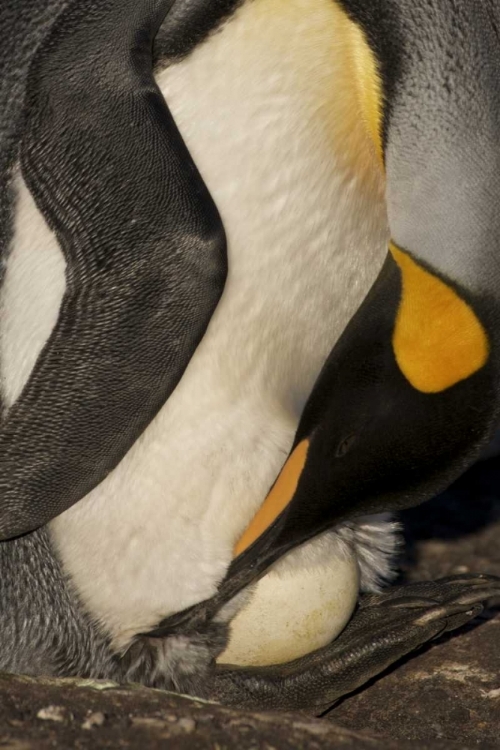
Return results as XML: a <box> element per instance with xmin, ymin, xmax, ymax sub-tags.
<box><xmin>0</xmin><ymin>0</ymin><xmax>226</xmax><ymax>539</ymax></box>
<box><xmin>211</xmin><ymin>575</ymin><xmax>500</xmax><ymax>713</ymax></box>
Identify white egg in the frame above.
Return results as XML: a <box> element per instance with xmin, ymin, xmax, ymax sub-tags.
<box><xmin>217</xmin><ymin>536</ymin><xmax>359</xmax><ymax>667</ymax></box>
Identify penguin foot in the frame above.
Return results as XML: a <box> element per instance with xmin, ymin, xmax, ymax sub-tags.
<box><xmin>209</xmin><ymin>574</ymin><xmax>500</xmax><ymax>714</ymax></box>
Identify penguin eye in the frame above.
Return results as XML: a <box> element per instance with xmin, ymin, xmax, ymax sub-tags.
<box><xmin>335</xmin><ymin>434</ymin><xmax>357</xmax><ymax>458</ymax></box>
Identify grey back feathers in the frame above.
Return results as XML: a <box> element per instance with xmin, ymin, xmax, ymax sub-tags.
<box><xmin>0</xmin><ymin>529</ymin><xmax>229</xmax><ymax>695</ymax></box>
<box><xmin>0</xmin><ymin>529</ymin><xmax>113</xmax><ymax>679</ymax></box>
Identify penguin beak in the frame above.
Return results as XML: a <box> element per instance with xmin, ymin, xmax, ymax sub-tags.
<box><xmin>233</xmin><ymin>440</ymin><xmax>310</xmax><ymax>559</ymax></box>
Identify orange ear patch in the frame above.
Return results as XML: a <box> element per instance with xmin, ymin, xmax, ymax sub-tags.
<box><xmin>233</xmin><ymin>440</ymin><xmax>309</xmax><ymax>558</ymax></box>
<box><xmin>390</xmin><ymin>244</ymin><xmax>489</xmax><ymax>393</ymax></box>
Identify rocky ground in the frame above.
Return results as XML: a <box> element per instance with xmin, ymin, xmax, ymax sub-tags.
<box><xmin>0</xmin><ymin>458</ymin><xmax>498</xmax><ymax>749</ymax></box>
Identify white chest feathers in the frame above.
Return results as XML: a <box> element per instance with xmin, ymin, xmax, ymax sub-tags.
<box><xmin>1</xmin><ymin>0</ymin><xmax>388</xmax><ymax>657</ymax></box>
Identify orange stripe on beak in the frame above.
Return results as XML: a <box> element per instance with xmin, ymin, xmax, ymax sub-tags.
<box><xmin>233</xmin><ymin>439</ymin><xmax>310</xmax><ymax>558</ymax></box>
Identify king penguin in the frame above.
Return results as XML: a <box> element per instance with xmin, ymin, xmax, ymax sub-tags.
<box><xmin>0</xmin><ymin>0</ymin><xmax>499</xmax><ymax>712</ymax></box>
